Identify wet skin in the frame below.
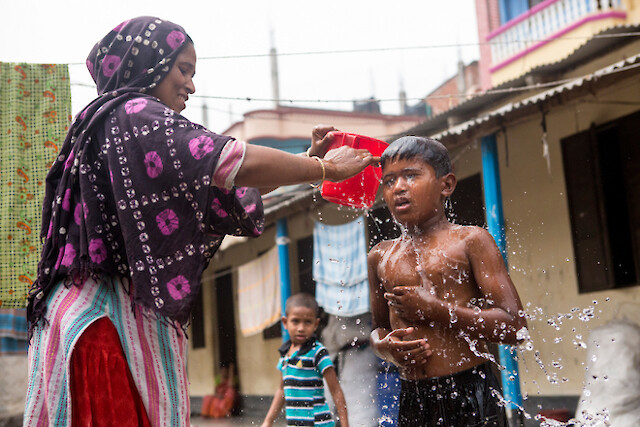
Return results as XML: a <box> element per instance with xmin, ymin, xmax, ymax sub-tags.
<box><xmin>369</xmin><ymin>158</ymin><xmax>527</xmax><ymax>380</ymax></box>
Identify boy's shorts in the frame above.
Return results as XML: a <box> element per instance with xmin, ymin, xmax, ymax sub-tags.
<box><xmin>398</xmin><ymin>362</ymin><xmax>507</xmax><ymax>427</ymax></box>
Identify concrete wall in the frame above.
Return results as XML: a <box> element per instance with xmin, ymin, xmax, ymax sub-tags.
<box><xmin>0</xmin><ymin>355</ymin><xmax>28</xmax><ymax>422</ymax></box>
<box><xmin>225</xmin><ymin>108</ymin><xmax>423</xmax><ymax>143</ymax></box>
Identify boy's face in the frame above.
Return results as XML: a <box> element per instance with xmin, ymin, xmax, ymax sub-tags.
<box><xmin>282</xmin><ymin>306</ymin><xmax>320</xmax><ymax>346</ymax></box>
<box><xmin>381</xmin><ymin>157</ymin><xmax>455</xmax><ymax>227</ymax></box>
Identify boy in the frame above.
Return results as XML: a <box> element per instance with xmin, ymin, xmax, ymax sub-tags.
<box><xmin>368</xmin><ymin>136</ymin><xmax>527</xmax><ymax>426</ymax></box>
<box><xmin>262</xmin><ymin>293</ymin><xmax>349</xmax><ymax>427</ymax></box>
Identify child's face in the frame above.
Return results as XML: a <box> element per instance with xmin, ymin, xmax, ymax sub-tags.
<box><xmin>381</xmin><ymin>157</ymin><xmax>453</xmax><ymax>227</ymax></box>
<box><xmin>282</xmin><ymin>306</ymin><xmax>320</xmax><ymax>346</ymax></box>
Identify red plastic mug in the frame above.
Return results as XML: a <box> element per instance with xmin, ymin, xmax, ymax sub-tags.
<box><xmin>320</xmin><ymin>132</ymin><xmax>388</xmax><ymax>209</ymax></box>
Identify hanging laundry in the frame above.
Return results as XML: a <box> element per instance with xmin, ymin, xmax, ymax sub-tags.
<box><xmin>0</xmin><ymin>63</ymin><xmax>71</xmax><ymax>310</ymax></box>
<box><xmin>0</xmin><ymin>308</ymin><xmax>28</xmax><ymax>354</ymax></box>
<box><xmin>237</xmin><ymin>247</ymin><xmax>281</xmax><ymax>336</ymax></box>
<box><xmin>313</xmin><ymin>217</ymin><xmax>369</xmax><ymax>316</ymax></box>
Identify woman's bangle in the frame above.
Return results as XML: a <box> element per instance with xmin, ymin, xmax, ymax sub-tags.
<box><xmin>310</xmin><ymin>156</ymin><xmax>325</xmax><ymax>188</ymax></box>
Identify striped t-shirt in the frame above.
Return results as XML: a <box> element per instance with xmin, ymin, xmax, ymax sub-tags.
<box><xmin>278</xmin><ymin>338</ymin><xmax>335</xmax><ymax>427</ymax></box>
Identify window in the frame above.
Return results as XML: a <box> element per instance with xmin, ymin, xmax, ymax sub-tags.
<box><xmin>450</xmin><ymin>173</ymin><xmax>486</xmax><ymax>228</ymax></box>
<box><xmin>215</xmin><ymin>270</ymin><xmax>237</xmax><ymax>366</ymax></box>
<box><xmin>561</xmin><ymin>110</ymin><xmax>640</xmax><ymax>293</ymax></box>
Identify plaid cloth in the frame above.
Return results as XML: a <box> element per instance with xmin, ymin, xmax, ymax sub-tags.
<box><xmin>0</xmin><ymin>308</ymin><xmax>28</xmax><ymax>354</ymax></box>
<box><xmin>0</xmin><ymin>62</ymin><xmax>71</xmax><ymax>309</ymax></box>
<box><xmin>313</xmin><ymin>217</ymin><xmax>369</xmax><ymax>316</ymax></box>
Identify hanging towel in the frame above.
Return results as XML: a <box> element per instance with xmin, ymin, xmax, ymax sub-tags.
<box><xmin>313</xmin><ymin>217</ymin><xmax>369</xmax><ymax>316</ymax></box>
<box><xmin>237</xmin><ymin>247</ymin><xmax>281</xmax><ymax>336</ymax></box>
<box><xmin>0</xmin><ymin>308</ymin><xmax>28</xmax><ymax>354</ymax></box>
<box><xmin>0</xmin><ymin>63</ymin><xmax>71</xmax><ymax>309</ymax></box>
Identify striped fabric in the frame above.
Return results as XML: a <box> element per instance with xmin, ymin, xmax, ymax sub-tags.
<box><xmin>278</xmin><ymin>339</ymin><xmax>335</xmax><ymax>427</ymax></box>
<box><xmin>237</xmin><ymin>246</ymin><xmax>281</xmax><ymax>336</ymax></box>
<box><xmin>212</xmin><ymin>138</ymin><xmax>246</xmax><ymax>189</ymax></box>
<box><xmin>313</xmin><ymin>218</ymin><xmax>370</xmax><ymax>316</ymax></box>
<box><xmin>24</xmin><ymin>275</ymin><xmax>189</xmax><ymax>427</ymax></box>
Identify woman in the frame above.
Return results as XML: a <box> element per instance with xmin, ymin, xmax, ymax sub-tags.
<box><xmin>24</xmin><ymin>16</ymin><xmax>376</xmax><ymax>427</ymax></box>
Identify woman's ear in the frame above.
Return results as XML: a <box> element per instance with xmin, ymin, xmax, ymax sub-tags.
<box><xmin>440</xmin><ymin>173</ymin><xmax>457</xmax><ymax>198</ymax></box>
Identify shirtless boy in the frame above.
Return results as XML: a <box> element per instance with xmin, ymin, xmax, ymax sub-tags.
<box><xmin>368</xmin><ymin>136</ymin><xmax>527</xmax><ymax>426</ymax></box>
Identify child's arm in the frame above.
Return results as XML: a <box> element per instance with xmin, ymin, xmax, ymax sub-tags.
<box><xmin>368</xmin><ymin>245</ymin><xmax>432</xmax><ymax>368</ymax></box>
<box><xmin>261</xmin><ymin>378</ymin><xmax>285</xmax><ymax>427</ymax></box>
<box><xmin>323</xmin><ymin>366</ymin><xmax>349</xmax><ymax>427</ymax></box>
<box><xmin>386</xmin><ymin>227</ymin><xmax>527</xmax><ymax>344</ymax></box>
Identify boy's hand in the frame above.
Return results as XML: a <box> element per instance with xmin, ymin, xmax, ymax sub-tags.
<box><xmin>378</xmin><ymin>327</ymin><xmax>432</xmax><ymax>367</ymax></box>
<box><xmin>385</xmin><ymin>285</ymin><xmax>439</xmax><ymax>322</ymax></box>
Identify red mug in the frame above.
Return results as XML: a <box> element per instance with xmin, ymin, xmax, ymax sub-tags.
<box><xmin>320</xmin><ymin>132</ymin><xmax>388</xmax><ymax>209</ymax></box>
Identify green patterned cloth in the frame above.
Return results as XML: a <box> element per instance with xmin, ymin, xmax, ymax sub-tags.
<box><xmin>0</xmin><ymin>63</ymin><xmax>71</xmax><ymax>308</ymax></box>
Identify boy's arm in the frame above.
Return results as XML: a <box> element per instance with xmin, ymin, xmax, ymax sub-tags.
<box><xmin>368</xmin><ymin>245</ymin><xmax>432</xmax><ymax>367</ymax></box>
<box><xmin>464</xmin><ymin>227</ymin><xmax>527</xmax><ymax>343</ymax></box>
<box><xmin>323</xmin><ymin>367</ymin><xmax>349</xmax><ymax>427</ymax></box>
<box><xmin>261</xmin><ymin>378</ymin><xmax>285</xmax><ymax>427</ymax></box>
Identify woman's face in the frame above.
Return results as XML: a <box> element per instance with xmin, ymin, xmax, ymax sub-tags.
<box><xmin>150</xmin><ymin>42</ymin><xmax>196</xmax><ymax>113</ymax></box>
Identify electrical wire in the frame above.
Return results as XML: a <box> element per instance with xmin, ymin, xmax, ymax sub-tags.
<box><xmin>64</xmin><ymin>31</ymin><xmax>640</xmax><ymax>66</ymax></box>
<box><xmin>66</xmin><ymin>65</ymin><xmax>613</xmax><ymax>105</ymax></box>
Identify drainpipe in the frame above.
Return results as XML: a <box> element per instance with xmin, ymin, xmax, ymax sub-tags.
<box><xmin>481</xmin><ymin>134</ymin><xmax>524</xmax><ymax>427</ymax></box>
<box><xmin>276</xmin><ymin>218</ymin><xmax>292</xmax><ymax>342</ymax></box>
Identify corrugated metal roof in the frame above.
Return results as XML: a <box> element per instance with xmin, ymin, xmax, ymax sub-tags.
<box><xmin>432</xmin><ymin>52</ymin><xmax>640</xmax><ymax>141</ymax></box>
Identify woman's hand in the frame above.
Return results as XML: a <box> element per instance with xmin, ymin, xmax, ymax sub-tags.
<box><xmin>308</xmin><ymin>125</ymin><xmax>338</xmax><ymax>158</ymax></box>
<box><xmin>322</xmin><ymin>145</ymin><xmax>380</xmax><ymax>182</ymax></box>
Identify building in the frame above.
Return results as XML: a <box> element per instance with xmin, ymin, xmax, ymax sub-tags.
<box><xmin>187</xmin><ymin>105</ymin><xmax>423</xmax><ymax>419</ymax></box>
<box><xmin>396</xmin><ymin>0</ymin><xmax>640</xmax><ymax>424</ymax></box>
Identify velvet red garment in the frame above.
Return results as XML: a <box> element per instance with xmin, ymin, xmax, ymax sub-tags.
<box><xmin>70</xmin><ymin>317</ymin><xmax>151</xmax><ymax>427</ymax></box>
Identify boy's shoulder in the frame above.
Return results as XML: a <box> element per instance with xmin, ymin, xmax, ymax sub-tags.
<box><xmin>369</xmin><ymin>237</ymin><xmax>400</xmax><ymax>255</ymax></box>
<box><xmin>453</xmin><ymin>224</ymin><xmax>495</xmax><ymax>245</ymax></box>
<box><xmin>449</xmin><ymin>224</ymin><xmax>489</xmax><ymax>240</ymax></box>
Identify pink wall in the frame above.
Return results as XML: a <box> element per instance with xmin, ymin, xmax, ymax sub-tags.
<box><xmin>475</xmin><ymin>0</ymin><xmax>501</xmax><ymax>91</ymax></box>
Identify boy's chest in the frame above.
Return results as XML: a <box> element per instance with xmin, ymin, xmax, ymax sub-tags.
<box><xmin>378</xmin><ymin>240</ymin><xmax>472</xmax><ymax>294</ymax></box>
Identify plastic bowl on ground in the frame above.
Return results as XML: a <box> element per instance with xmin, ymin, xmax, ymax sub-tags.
<box><xmin>320</xmin><ymin>132</ymin><xmax>388</xmax><ymax>209</ymax></box>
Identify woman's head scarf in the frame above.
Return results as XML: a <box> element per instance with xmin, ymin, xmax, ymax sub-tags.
<box><xmin>27</xmin><ymin>17</ymin><xmax>263</xmax><ymax>331</ymax></box>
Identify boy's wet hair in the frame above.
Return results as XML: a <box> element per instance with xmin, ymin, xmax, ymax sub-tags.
<box><xmin>381</xmin><ymin>136</ymin><xmax>452</xmax><ymax>178</ymax></box>
<box><xmin>285</xmin><ymin>293</ymin><xmax>319</xmax><ymax>316</ymax></box>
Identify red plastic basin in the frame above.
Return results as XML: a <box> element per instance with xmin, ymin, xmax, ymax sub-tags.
<box><xmin>320</xmin><ymin>132</ymin><xmax>388</xmax><ymax>209</ymax></box>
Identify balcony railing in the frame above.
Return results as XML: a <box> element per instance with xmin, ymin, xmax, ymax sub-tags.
<box><xmin>487</xmin><ymin>0</ymin><xmax>626</xmax><ymax>72</ymax></box>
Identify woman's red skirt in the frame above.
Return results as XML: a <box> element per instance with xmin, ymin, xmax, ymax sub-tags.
<box><xmin>70</xmin><ymin>317</ymin><xmax>151</xmax><ymax>426</ymax></box>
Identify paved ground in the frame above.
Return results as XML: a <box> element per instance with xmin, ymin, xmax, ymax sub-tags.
<box><xmin>190</xmin><ymin>415</ymin><xmax>286</xmax><ymax>427</ymax></box>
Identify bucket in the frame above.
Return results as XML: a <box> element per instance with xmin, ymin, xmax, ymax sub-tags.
<box><xmin>320</xmin><ymin>132</ymin><xmax>388</xmax><ymax>209</ymax></box>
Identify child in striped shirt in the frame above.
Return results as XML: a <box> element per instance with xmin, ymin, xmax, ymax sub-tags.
<box><xmin>262</xmin><ymin>293</ymin><xmax>349</xmax><ymax>427</ymax></box>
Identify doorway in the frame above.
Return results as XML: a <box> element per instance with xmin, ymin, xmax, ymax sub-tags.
<box><xmin>215</xmin><ymin>269</ymin><xmax>236</xmax><ymax>368</ymax></box>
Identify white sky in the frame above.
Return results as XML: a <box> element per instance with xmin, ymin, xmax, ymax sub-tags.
<box><xmin>2</xmin><ymin>0</ymin><xmax>479</xmax><ymax>134</ymax></box>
